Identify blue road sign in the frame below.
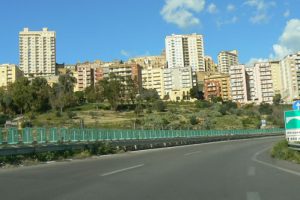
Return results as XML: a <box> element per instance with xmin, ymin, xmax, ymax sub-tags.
<box><xmin>293</xmin><ymin>100</ymin><xmax>300</xmax><ymax>110</ymax></box>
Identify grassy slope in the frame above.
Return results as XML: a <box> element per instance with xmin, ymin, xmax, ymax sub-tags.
<box><xmin>271</xmin><ymin>140</ymin><xmax>300</xmax><ymax>164</ymax></box>
<box><xmin>23</xmin><ymin>101</ymin><xmax>287</xmax><ymax>130</ymax></box>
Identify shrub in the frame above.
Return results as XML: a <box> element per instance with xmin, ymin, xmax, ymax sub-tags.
<box><xmin>190</xmin><ymin>116</ymin><xmax>198</xmax><ymax>125</ymax></box>
<box><xmin>67</xmin><ymin>111</ymin><xmax>77</xmax><ymax>119</ymax></box>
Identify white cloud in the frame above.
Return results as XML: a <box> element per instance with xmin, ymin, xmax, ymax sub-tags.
<box><xmin>272</xmin><ymin>19</ymin><xmax>300</xmax><ymax>59</ymax></box>
<box><xmin>207</xmin><ymin>3</ymin><xmax>217</xmax><ymax>14</ymax></box>
<box><xmin>247</xmin><ymin>18</ymin><xmax>300</xmax><ymax>63</ymax></box>
<box><xmin>226</xmin><ymin>4</ymin><xmax>235</xmax><ymax>12</ymax></box>
<box><xmin>244</xmin><ymin>0</ymin><xmax>276</xmax><ymax>24</ymax></box>
<box><xmin>160</xmin><ymin>0</ymin><xmax>205</xmax><ymax>28</ymax></box>
<box><xmin>283</xmin><ymin>9</ymin><xmax>290</xmax><ymax>18</ymax></box>
<box><xmin>120</xmin><ymin>50</ymin><xmax>130</xmax><ymax>57</ymax></box>
<box><xmin>247</xmin><ymin>57</ymin><xmax>269</xmax><ymax>66</ymax></box>
<box><xmin>217</xmin><ymin>16</ymin><xmax>238</xmax><ymax>27</ymax></box>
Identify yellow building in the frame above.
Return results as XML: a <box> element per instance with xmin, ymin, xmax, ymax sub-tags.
<box><xmin>270</xmin><ymin>60</ymin><xmax>282</xmax><ymax>95</ymax></box>
<box><xmin>0</xmin><ymin>64</ymin><xmax>23</xmax><ymax>88</ymax></box>
<box><xmin>142</xmin><ymin>67</ymin><xmax>165</xmax><ymax>99</ymax></box>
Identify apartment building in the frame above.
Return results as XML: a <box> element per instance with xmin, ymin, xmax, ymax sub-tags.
<box><xmin>270</xmin><ymin>61</ymin><xmax>282</xmax><ymax>95</ymax></box>
<box><xmin>165</xmin><ymin>34</ymin><xmax>205</xmax><ymax>72</ymax></box>
<box><xmin>280</xmin><ymin>52</ymin><xmax>300</xmax><ymax>103</ymax></box>
<box><xmin>204</xmin><ymin>56</ymin><xmax>218</xmax><ymax>72</ymax></box>
<box><xmin>163</xmin><ymin>67</ymin><xmax>196</xmax><ymax>101</ymax></box>
<box><xmin>0</xmin><ymin>64</ymin><xmax>23</xmax><ymax>88</ymax></box>
<box><xmin>129</xmin><ymin>55</ymin><xmax>166</xmax><ymax>69</ymax></box>
<box><xmin>74</xmin><ymin>63</ymin><xmax>94</xmax><ymax>92</ymax></box>
<box><xmin>229</xmin><ymin>65</ymin><xmax>248</xmax><ymax>103</ymax></box>
<box><xmin>142</xmin><ymin>68</ymin><xmax>165</xmax><ymax>98</ymax></box>
<box><xmin>204</xmin><ymin>73</ymin><xmax>231</xmax><ymax>101</ymax></box>
<box><xmin>19</xmin><ymin>28</ymin><xmax>56</xmax><ymax>77</ymax></box>
<box><xmin>253</xmin><ymin>62</ymin><xmax>274</xmax><ymax>104</ymax></box>
<box><xmin>218</xmin><ymin>50</ymin><xmax>239</xmax><ymax>74</ymax></box>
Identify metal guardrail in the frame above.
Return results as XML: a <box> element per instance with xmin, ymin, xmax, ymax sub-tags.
<box><xmin>0</xmin><ymin>127</ymin><xmax>284</xmax><ymax>146</ymax></box>
<box><xmin>288</xmin><ymin>143</ymin><xmax>300</xmax><ymax>151</ymax></box>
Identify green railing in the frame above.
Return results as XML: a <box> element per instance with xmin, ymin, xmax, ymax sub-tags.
<box><xmin>0</xmin><ymin>127</ymin><xmax>284</xmax><ymax>145</ymax></box>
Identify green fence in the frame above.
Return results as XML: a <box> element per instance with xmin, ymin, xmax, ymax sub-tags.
<box><xmin>0</xmin><ymin>128</ymin><xmax>2</xmax><ymax>145</ymax></box>
<box><xmin>0</xmin><ymin>127</ymin><xmax>284</xmax><ymax>145</ymax></box>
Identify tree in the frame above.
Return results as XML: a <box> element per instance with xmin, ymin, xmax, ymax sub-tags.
<box><xmin>74</xmin><ymin>91</ymin><xmax>85</xmax><ymax>105</ymax></box>
<box><xmin>259</xmin><ymin>103</ymin><xmax>273</xmax><ymax>115</ymax></box>
<box><xmin>10</xmin><ymin>77</ymin><xmax>33</xmax><ymax>114</ymax></box>
<box><xmin>140</xmin><ymin>88</ymin><xmax>159</xmax><ymax>102</ymax></box>
<box><xmin>273</xmin><ymin>94</ymin><xmax>281</xmax><ymax>105</ymax></box>
<box><xmin>98</xmin><ymin>73</ymin><xmax>124</xmax><ymax>111</ymax></box>
<box><xmin>125</xmin><ymin>77</ymin><xmax>139</xmax><ymax>104</ymax></box>
<box><xmin>154</xmin><ymin>100</ymin><xmax>166</xmax><ymax>112</ymax></box>
<box><xmin>190</xmin><ymin>87</ymin><xmax>204</xmax><ymax>100</ymax></box>
<box><xmin>31</xmin><ymin>77</ymin><xmax>51</xmax><ymax>112</ymax></box>
<box><xmin>50</xmin><ymin>74</ymin><xmax>76</xmax><ymax>114</ymax></box>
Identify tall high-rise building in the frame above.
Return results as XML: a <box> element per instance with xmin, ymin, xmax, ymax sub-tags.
<box><xmin>165</xmin><ymin>34</ymin><xmax>205</xmax><ymax>72</ymax></box>
<box><xmin>218</xmin><ymin>50</ymin><xmax>239</xmax><ymax>74</ymax></box>
<box><xmin>229</xmin><ymin>65</ymin><xmax>248</xmax><ymax>103</ymax></box>
<box><xmin>269</xmin><ymin>60</ymin><xmax>282</xmax><ymax>95</ymax></box>
<box><xmin>253</xmin><ymin>62</ymin><xmax>274</xmax><ymax>104</ymax></box>
<box><xmin>19</xmin><ymin>28</ymin><xmax>56</xmax><ymax>77</ymax></box>
<box><xmin>0</xmin><ymin>64</ymin><xmax>23</xmax><ymax>88</ymax></box>
<box><xmin>280</xmin><ymin>52</ymin><xmax>300</xmax><ymax>103</ymax></box>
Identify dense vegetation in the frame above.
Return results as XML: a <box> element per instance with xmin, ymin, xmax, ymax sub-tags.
<box><xmin>0</xmin><ymin>74</ymin><xmax>289</xmax><ymax>129</ymax></box>
<box><xmin>271</xmin><ymin>140</ymin><xmax>300</xmax><ymax>164</ymax></box>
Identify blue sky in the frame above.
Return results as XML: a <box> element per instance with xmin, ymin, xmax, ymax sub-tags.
<box><xmin>0</xmin><ymin>0</ymin><xmax>300</xmax><ymax>65</ymax></box>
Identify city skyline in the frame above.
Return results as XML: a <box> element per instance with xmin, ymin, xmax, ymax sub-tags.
<box><xmin>0</xmin><ymin>0</ymin><xmax>299</xmax><ymax>65</ymax></box>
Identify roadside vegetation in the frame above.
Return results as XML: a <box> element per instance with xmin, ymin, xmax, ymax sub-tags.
<box><xmin>0</xmin><ymin>74</ymin><xmax>290</xmax><ymax>130</ymax></box>
<box><xmin>271</xmin><ymin>140</ymin><xmax>300</xmax><ymax>164</ymax></box>
<box><xmin>0</xmin><ymin>142</ymin><xmax>119</xmax><ymax>168</ymax></box>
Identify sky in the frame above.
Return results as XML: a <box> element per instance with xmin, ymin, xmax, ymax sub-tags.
<box><xmin>0</xmin><ymin>0</ymin><xmax>300</xmax><ymax>65</ymax></box>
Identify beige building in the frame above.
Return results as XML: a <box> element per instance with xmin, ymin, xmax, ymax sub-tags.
<box><xmin>280</xmin><ymin>52</ymin><xmax>300</xmax><ymax>103</ymax></box>
<box><xmin>218</xmin><ymin>50</ymin><xmax>239</xmax><ymax>74</ymax></box>
<box><xmin>19</xmin><ymin>28</ymin><xmax>56</xmax><ymax>77</ymax></box>
<box><xmin>129</xmin><ymin>55</ymin><xmax>166</xmax><ymax>69</ymax></box>
<box><xmin>0</xmin><ymin>64</ymin><xmax>23</xmax><ymax>88</ymax></box>
<box><xmin>142</xmin><ymin>67</ymin><xmax>165</xmax><ymax>98</ymax></box>
<box><xmin>270</xmin><ymin>61</ymin><xmax>282</xmax><ymax>95</ymax></box>
<box><xmin>165</xmin><ymin>34</ymin><xmax>205</xmax><ymax>72</ymax></box>
<box><xmin>74</xmin><ymin>63</ymin><xmax>93</xmax><ymax>92</ymax></box>
<box><xmin>204</xmin><ymin>73</ymin><xmax>231</xmax><ymax>101</ymax></box>
<box><xmin>229</xmin><ymin>65</ymin><xmax>248</xmax><ymax>103</ymax></box>
<box><xmin>204</xmin><ymin>56</ymin><xmax>218</xmax><ymax>72</ymax></box>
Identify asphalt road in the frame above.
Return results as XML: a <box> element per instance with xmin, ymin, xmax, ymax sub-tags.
<box><xmin>0</xmin><ymin>136</ymin><xmax>300</xmax><ymax>200</ymax></box>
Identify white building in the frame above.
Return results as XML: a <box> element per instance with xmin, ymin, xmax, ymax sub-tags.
<box><xmin>229</xmin><ymin>65</ymin><xmax>248</xmax><ymax>103</ymax></box>
<box><xmin>252</xmin><ymin>62</ymin><xmax>274</xmax><ymax>104</ymax></box>
<box><xmin>165</xmin><ymin>34</ymin><xmax>205</xmax><ymax>72</ymax></box>
<box><xmin>19</xmin><ymin>28</ymin><xmax>56</xmax><ymax>77</ymax></box>
<box><xmin>163</xmin><ymin>67</ymin><xmax>196</xmax><ymax>101</ymax></box>
<box><xmin>218</xmin><ymin>50</ymin><xmax>239</xmax><ymax>74</ymax></box>
<box><xmin>280</xmin><ymin>52</ymin><xmax>300</xmax><ymax>103</ymax></box>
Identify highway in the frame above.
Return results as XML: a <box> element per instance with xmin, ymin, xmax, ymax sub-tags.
<box><xmin>0</xmin><ymin>136</ymin><xmax>300</xmax><ymax>200</ymax></box>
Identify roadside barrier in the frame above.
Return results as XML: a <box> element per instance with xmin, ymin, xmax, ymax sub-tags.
<box><xmin>0</xmin><ymin>127</ymin><xmax>284</xmax><ymax>145</ymax></box>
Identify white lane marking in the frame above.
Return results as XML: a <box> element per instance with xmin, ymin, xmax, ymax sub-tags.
<box><xmin>184</xmin><ymin>150</ymin><xmax>202</xmax><ymax>156</ymax></box>
<box><xmin>101</xmin><ymin>164</ymin><xmax>144</xmax><ymax>177</ymax></box>
<box><xmin>248</xmin><ymin>166</ymin><xmax>256</xmax><ymax>176</ymax></box>
<box><xmin>252</xmin><ymin>147</ymin><xmax>300</xmax><ymax>177</ymax></box>
<box><xmin>247</xmin><ymin>192</ymin><xmax>261</xmax><ymax>200</ymax></box>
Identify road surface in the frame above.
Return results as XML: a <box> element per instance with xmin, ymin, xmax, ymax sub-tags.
<box><xmin>0</xmin><ymin>136</ymin><xmax>300</xmax><ymax>200</ymax></box>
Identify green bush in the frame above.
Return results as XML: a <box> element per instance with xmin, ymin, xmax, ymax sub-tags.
<box><xmin>271</xmin><ymin>140</ymin><xmax>300</xmax><ymax>164</ymax></box>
